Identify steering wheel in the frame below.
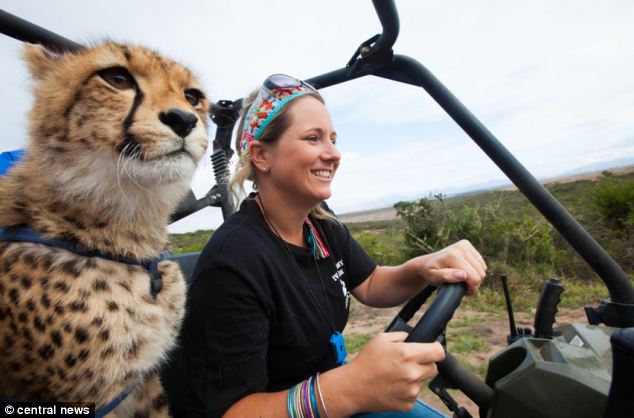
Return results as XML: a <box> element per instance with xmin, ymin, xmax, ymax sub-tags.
<box><xmin>385</xmin><ymin>283</ymin><xmax>493</xmax><ymax>414</ymax></box>
<box><xmin>385</xmin><ymin>283</ymin><xmax>465</xmax><ymax>341</ymax></box>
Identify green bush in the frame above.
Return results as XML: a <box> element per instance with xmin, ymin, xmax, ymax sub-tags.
<box><xmin>354</xmin><ymin>232</ymin><xmax>399</xmax><ymax>265</ymax></box>
<box><xmin>394</xmin><ymin>197</ymin><xmax>443</xmax><ymax>255</ymax></box>
<box><xmin>591</xmin><ymin>175</ymin><xmax>634</xmax><ymax>231</ymax></box>
<box><xmin>168</xmin><ymin>229</ymin><xmax>214</xmax><ymax>254</ymax></box>
<box><xmin>493</xmin><ymin>215</ymin><xmax>563</xmax><ymax>266</ymax></box>
<box><xmin>584</xmin><ymin>174</ymin><xmax>634</xmax><ymax>274</ymax></box>
<box><xmin>394</xmin><ymin>194</ymin><xmax>562</xmax><ymax>269</ymax></box>
<box><xmin>350</xmin><ymin>221</ymin><xmax>408</xmax><ymax>266</ymax></box>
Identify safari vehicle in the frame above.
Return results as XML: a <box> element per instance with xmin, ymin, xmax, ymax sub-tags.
<box><xmin>1</xmin><ymin>1</ymin><xmax>633</xmax><ymax>417</ymax></box>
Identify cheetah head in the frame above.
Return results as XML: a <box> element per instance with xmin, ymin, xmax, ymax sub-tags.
<box><xmin>23</xmin><ymin>42</ymin><xmax>210</xmax><ymax>188</ymax></box>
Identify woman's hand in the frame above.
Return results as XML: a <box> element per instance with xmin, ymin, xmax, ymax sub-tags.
<box><xmin>416</xmin><ymin>239</ymin><xmax>487</xmax><ymax>295</ymax></box>
<box><xmin>343</xmin><ymin>332</ymin><xmax>445</xmax><ymax>413</ymax></box>
<box><xmin>352</xmin><ymin>239</ymin><xmax>487</xmax><ymax>308</ymax></box>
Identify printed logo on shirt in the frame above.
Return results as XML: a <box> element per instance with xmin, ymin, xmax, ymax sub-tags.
<box><xmin>332</xmin><ymin>259</ymin><xmax>350</xmax><ymax>308</ymax></box>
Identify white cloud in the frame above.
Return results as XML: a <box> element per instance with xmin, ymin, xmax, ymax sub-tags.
<box><xmin>328</xmin><ymin>136</ymin><xmax>501</xmax><ymax>212</ymax></box>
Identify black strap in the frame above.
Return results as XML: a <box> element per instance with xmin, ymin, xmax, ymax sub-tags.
<box><xmin>0</xmin><ymin>225</ymin><xmax>165</xmax><ymax>299</ymax></box>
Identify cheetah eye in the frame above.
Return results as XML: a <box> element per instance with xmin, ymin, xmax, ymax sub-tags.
<box><xmin>98</xmin><ymin>67</ymin><xmax>135</xmax><ymax>90</ymax></box>
<box><xmin>184</xmin><ymin>89</ymin><xmax>205</xmax><ymax>107</ymax></box>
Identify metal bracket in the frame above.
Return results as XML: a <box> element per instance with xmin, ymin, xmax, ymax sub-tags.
<box><xmin>346</xmin><ymin>34</ymin><xmax>394</xmax><ymax>78</ymax></box>
<box><xmin>210</xmin><ymin>99</ymin><xmax>241</xmax><ymax>156</ymax></box>
<box><xmin>429</xmin><ymin>375</ymin><xmax>474</xmax><ymax>418</ymax></box>
<box><xmin>205</xmin><ymin>184</ymin><xmax>223</xmax><ymax>207</ymax></box>
<box><xmin>208</xmin><ymin>99</ymin><xmax>241</xmax><ymax>218</ymax></box>
<box><xmin>585</xmin><ymin>300</ymin><xmax>634</xmax><ymax>328</ymax></box>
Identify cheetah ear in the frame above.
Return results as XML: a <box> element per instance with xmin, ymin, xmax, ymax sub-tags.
<box><xmin>23</xmin><ymin>43</ymin><xmax>63</xmax><ymax>79</ymax></box>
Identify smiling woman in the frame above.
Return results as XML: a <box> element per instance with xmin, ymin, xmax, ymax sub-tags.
<box><xmin>252</xmin><ymin>96</ymin><xmax>340</xmax><ymax>214</ymax></box>
<box><xmin>230</xmin><ymin>74</ymin><xmax>339</xmax><ymax>223</ymax></box>
<box><xmin>184</xmin><ymin>74</ymin><xmax>487</xmax><ymax>418</ymax></box>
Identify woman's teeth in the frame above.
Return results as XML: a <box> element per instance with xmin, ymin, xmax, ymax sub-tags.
<box><xmin>312</xmin><ymin>170</ymin><xmax>331</xmax><ymax>179</ymax></box>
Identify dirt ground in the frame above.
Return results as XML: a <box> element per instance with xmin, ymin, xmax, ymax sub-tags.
<box><xmin>345</xmin><ymin>303</ymin><xmax>589</xmax><ymax>417</ymax></box>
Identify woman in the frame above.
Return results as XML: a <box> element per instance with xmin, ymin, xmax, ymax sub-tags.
<box><xmin>185</xmin><ymin>74</ymin><xmax>487</xmax><ymax>418</ymax></box>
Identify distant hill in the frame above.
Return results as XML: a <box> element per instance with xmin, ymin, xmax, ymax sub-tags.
<box><xmin>337</xmin><ymin>159</ymin><xmax>634</xmax><ymax>214</ymax></box>
<box><xmin>558</xmin><ymin>157</ymin><xmax>634</xmax><ymax>177</ymax></box>
<box><xmin>339</xmin><ymin>165</ymin><xmax>634</xmax><ymax>223</ymax></box>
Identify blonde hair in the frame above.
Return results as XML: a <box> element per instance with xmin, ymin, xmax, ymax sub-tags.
<box><xmin>229</xmin><ymin>88</ymin><xmax>339</xmax><ymax>223</ymax></box>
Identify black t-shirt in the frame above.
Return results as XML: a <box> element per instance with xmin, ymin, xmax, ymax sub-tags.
<box><xmin>185</xmin><ymin>198</ymin><xmax>377</xmax><ymax>417</ymax></box>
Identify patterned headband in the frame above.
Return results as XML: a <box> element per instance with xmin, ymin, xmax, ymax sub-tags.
<box><xmin>240</xmin><ymin>75</ymin><xmax>320</xmax><ymax>154</ymax></box>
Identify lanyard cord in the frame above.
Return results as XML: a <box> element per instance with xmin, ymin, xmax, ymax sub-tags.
<box><xmin>257</xmin><ymin>195</ymin><xmax>337</xmax><ymax>333</ymax></box>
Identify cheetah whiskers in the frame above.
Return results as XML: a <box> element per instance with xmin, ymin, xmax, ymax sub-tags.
<box><xmin>115</xmin><ymin>143</ymin><xmax>136</xmax><ymax>207</ymax></box>
<box><xmin>123</xmin><ymin>146</ymin><xmax>155</xmax><ymax>196</ymax></box>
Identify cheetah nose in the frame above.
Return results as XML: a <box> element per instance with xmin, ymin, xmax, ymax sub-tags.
<box><xmin>159</xmin><ymin>108</ymin><xmax>198</xmax><ymax>138</ymax></box>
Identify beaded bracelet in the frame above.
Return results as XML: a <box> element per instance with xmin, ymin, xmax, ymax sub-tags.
<box><xmin>287</xmin><ymin>374</ymin><xmax>323</xmax><ymax>418</ymax></box>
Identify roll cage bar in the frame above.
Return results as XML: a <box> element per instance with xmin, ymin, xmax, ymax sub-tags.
<box><xmin>1</xmin><ymin>0</ymin><xmax>632</xmax><ymax>319</ymax></box>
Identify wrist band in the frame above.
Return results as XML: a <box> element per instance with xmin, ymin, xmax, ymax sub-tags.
<box><xmin>309</xmin><ymin>374</ymin><xmax>321</xmax><ymax>418</ymax></box>
<box><xmin>315</xmin><ymin>373</ymin><xmax>330</xmax><ymax>418</ymax></box>
<box><xmin>287</xmin><ymin>374</ymin><xmax>324</xmax><ymax>418</ymax></box>
<box><xmin>288</xmin><ymin>384</ymin><xmax>297</xmax><ymax>418</ymax></box>
<box><xmin>303</xmin><ymin>375</ymin><xmax>312</xmax><ymax>418</ymax></box>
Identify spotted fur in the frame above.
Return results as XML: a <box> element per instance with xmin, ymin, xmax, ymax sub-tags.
<box><xmin>0</xmin><ymin>42</ymin><xmax>210</xmax><ymax>417</ymax></box>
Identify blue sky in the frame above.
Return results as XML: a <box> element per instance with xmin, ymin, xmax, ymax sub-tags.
<box><xmin>1</xmin><ymin>1</ymin><xmax>633</xmax><ymax>233</ymax></box>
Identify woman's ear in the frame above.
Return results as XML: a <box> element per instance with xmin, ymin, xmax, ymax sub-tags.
<box><xmin>248</xmin><ymin>141</ymin><xmax>271</xmax><ymax>173</ymax></box>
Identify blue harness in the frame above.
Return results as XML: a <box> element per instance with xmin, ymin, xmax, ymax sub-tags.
<box><xmin>93</xmin><ymin>382</ymin><xmax>141</xmax><ymax>418</ymax></box>
<box><xmin>0</xmin><ymin>225</ymin><xmax>165</xmax><ymax>297</ymax></box>
<box><xmin>0</xmin><ymin>225</ymin><xmax>167</xmax><ymax>415</ymax></box>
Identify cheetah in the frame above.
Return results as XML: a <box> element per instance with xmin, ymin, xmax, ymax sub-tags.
<box><xmin>0</xmin><ymin>42</ymin><xmax>209</xmax><ymax>416</ymax></box>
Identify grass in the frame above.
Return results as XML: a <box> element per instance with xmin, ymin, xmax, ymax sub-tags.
<box><xmin>446</xmin><ymin>330</ymin><xmax>489</xmax><ymax>354</ymax></box>
<box><xmin>560</xmin><ymin>280</ymin><xmax>611</xmax><ymax>308</ymax></box>
<box><xmin>449</xmin><ymin>316</ymin><xmax>485</xmax><ymax>329</ymax></box>
<box><xmin>345</xmin><ymin>333</ymin><xmax>373</xmax><ymax>355</ymax></box>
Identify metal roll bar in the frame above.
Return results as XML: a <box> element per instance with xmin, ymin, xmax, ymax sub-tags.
<box><xmin>0</xmin><ymin>9</ymin><xmax>82</xmax><ymax>52</ymax></box>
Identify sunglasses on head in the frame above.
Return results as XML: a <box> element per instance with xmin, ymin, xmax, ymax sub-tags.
<box><xmin>262</xmin><ymin>74</ymin><xmax>318</xmax><ymax>94</ymax></box>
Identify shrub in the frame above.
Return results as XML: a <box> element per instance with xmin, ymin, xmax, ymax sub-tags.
<box><xmin>394</xmin><ymin>194</ymin><xmax>562</xmax><ymax>268</ymax></box>
<box><xmin>354</xmin><ymin>232</ymin><xmax>398</xmax><ymax>265</ymax></box>
<box><xmin>168</xmin><ymin>229</ymin><xmax>214</xmax><ymax>254</ymax></box>
<box><xmin>591</xmin><ymin>175</ymin><xmax>634</xmax><ymax>231</ymax></box>
<box><xmin>394</xmin><ymin>196</ymin><xmax>443</xmax><ymax>255</ymax></box>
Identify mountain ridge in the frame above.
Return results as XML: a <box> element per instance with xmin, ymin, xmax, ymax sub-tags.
<box><xmin>338</xmin><ymin>164</ymin><xmax>634</xmax><ymax>223</ymax></box>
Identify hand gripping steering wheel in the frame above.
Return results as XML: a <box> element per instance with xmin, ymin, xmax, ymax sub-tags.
<box><xmin>385</xmin><ymin>283</ymin><xmax>493</xmax><ymax>414</ymax></box>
